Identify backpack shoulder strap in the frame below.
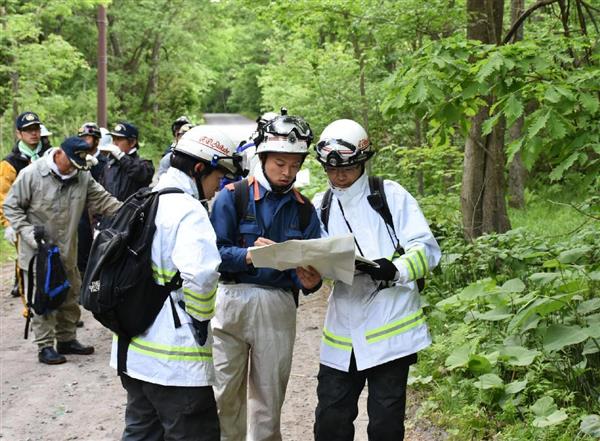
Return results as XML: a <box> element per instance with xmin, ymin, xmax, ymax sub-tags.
<box><xmin>367</xmin><ymin>176</ymin><xmax>394</xmax><ymax>229</ymax></box>
<box><xmin>291</xmin><ymin>189</ymin><xmax>313</xmax><ymax>232</ymax></box>
<box><xmin>232</xmin><ymin>179</ymin><xmax>250</xmax><ymax>225</ymax></box>
<box><xmin>319</xmin><ymin>189</ymin><xmax>333</xmax><ymax>233</ymax></box>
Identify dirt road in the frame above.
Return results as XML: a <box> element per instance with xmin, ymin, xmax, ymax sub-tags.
<box><xmin>0</xmin><ymin>260</ymin><xmax>444</xmax><ymax>440</ymax></box>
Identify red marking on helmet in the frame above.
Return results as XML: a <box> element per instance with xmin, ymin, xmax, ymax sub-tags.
<box><xmin>198</xmin><ymin>136</ymin><xmax>229</xmax><ymax>155</ymax></box>
<box><xmin>358</xmin><ymin>139</ymin><xmax>369</xmax><ymax>149</ymax></box>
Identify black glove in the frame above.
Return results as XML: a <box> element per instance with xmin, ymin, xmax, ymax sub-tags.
<box><xmin>33</xmin><ymin>225</ymin><xmax>45</xmax><ymax>243</ymax></box>
<box><xmin>190</xmin><ymin>317</ymin><xmax>209</xmax><ymax>346</ymax></box>
<box><xmin>361</xmin><ymin>258</ymin><xmax>398</xmax><ymax>282</ymax></box>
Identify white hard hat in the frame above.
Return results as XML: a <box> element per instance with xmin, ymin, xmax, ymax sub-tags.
<box><xmin>315</xmin><ymin>119</ymin><xmax>373</xmax><ymax>167</ymax></box>
<box><xmin>175</xmin><ymin>126</ymin><xmax>242</xmax><ymax>179</ymax></box>
<box><xmin>255</xmin><ymin>115</ymin><xmax>313</xmax><ymax>156</ymax></box>
<box><xmin>40</xmin><ymin>124</ymin><xmax>52</xmax><ymax>137</ymax></box>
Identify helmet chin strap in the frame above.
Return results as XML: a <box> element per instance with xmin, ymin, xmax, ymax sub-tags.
<box><xmin>192</xmin><ymin>167</ymin><xmax>209</xmax><ymax>207</ymax></box>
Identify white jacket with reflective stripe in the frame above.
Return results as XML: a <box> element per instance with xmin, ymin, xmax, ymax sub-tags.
<box><xmin>110</xmin><ymin>167</ymin><xmax>221</xmax><ymax>386</ymax></box>
<box><xmin>313</xmin><ymin>173</ymin><xmax>441</xmax><ymax>372</ymax></box>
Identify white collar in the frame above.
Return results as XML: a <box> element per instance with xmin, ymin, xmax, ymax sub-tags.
<box><xmin>155</xmin><ymin>166</ymin><xmax>199</xmax><ymax>199</ymax></box>
<box><xmin>330</xmin><ymin>172</ymin><xmax>369</xmax><ymax>204</ymax></box>
<box><xmin>46</xmin><ymin>148</ymin><xmax>78</xmax><ymax>180</ymax></box>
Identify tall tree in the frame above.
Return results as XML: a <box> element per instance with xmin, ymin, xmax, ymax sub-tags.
<box><xmin>461</xmin><ymin>0</ymin><xmax>511</xmax><ymax>240</ymax></box>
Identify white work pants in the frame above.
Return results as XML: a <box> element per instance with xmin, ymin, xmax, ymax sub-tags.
<box><xmin>212</xmin><ymin>283</ymin><xmax>296</xmax><ymax>441</ymax></box>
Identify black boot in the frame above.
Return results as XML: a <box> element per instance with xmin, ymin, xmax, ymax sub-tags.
<box><xmin>38</xmin><ymin>347</ymin><xmax>67</xmax><ymax>365</ymax></box>
<box><xmin>57</xmin><ymin>339</ymin><xmax>94</xmax><ymax>355</ymax></box>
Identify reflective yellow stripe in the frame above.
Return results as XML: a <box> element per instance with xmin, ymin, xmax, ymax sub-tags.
<box><xmin>184</xmin><ymin>287</ymin><xmax>216</xmax><ymax>302</ymax></box>
<box><xmin>322</xmin><ymin>327</ymin><xmax>353</xmax><ymax>351</ymax></box>
<box><xmin>365</xmin><ymin>309</ymin><xmax>426</xmax><ymax>344</ymax></box>
<box><xmin>401</xmin><ymin>256</ymin><xmax>417</xmax><ymax>280</ymax></box>
<box><xmin>185</xmin><ymin>302</ymin><xmax>214</xmax><ymax>319</ymax></box>
<box><xmin>129</xmin><ymin>336</ymin><xmax>212</xmax><ymax>361</ymax></box>
<box><xmin>152</xmin><ymin>265</ymin><xmax>177</xmax><ymax>284</ymax></box>
<box><xmin>184</xmin><ymin>286</ymin><xmax>216</xmax><ymax>320</ymax></box>
<box><xmin>399</xmin><ymin>248</ymin><xmax>429</xmax><ymax>280</ymax></box>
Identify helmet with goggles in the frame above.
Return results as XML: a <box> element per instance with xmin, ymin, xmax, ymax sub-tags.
<box><xmin>78</xmin><ymin>122</ymin><xmax>102</xmax><ymax>139</ymax></box>
<box><xmin>315</xmin><ymin>119</ymin><xmax>372</xmax><ymax>167</ymax></box>
<box><xmin>255</xmin><ymin>114</ymin><xmax>313</xmax><ymax>156</ymax></box>
<box><xmin>174</xmin><ymin>126</ymin><xmax>243</xmax><ymax>179</ymax></box>
<box><xmin>171</xmin><ymin>116</ymin><xmax>191</xmax><ymax>136</ymax></box>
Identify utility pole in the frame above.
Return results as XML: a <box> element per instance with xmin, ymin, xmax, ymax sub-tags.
<box><xmin>97</xmin><ymin>5</ymin><xmax>107</xmax><ymax>127</ymax></box>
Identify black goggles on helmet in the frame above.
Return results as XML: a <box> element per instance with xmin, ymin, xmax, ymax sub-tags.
<box><xmin>317</xmin><ymin>139</ymin><xmax>373</xmax><ymax>167</ymax></box>
<box><xmin>263</xmin><ymin>116</ymin><xmax>313</xmax><ymax>141</ymax></box>
<box><xmin>78</xmin><ymin>124</ymin><xmax>101</xmax><ymax>138</ymax></box>
<box><xmin>209</xmin><ymin>153</ymin><xmax>243</xmax><ymax>179</ymax></box>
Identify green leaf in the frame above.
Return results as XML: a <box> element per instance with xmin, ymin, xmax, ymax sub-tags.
<box><xmin>527</xmin><ymin>110</ymin><xmax>550</xmax><ymax>139</ymax></box>
<box><xmin>505</xmin><ymin>379</ymin><xmax>527</xmax><ymax>394</ymax></box>
<box><xmin>549</xmin><ymin>152</ymin><xmax>580</xmax><ymax>181</ymax></box>
<box><xmin>533</xmin><ymin>410</ymin><xmax>568</xmax><ymax>428</ymax></box>
<box><xmin>503</xmin><ymin>94</ymin><xmax>524</xmax><ymax>126</ymax></box>
<box><xmin>578</xmin><ymin>298</ymin><xmax>600</xmax><ymax>315</ymax></box>
<box><xmin>472</xmin><ymin>307</ymin><xmax>513</xmax><ymax>321</ymax></box>
<box><xmin>579</xmin><ymin>93</ymin><xmax>599</xmax><ymax>114</ymax></box>
<box><xmin>459</xmin><ymin>279</ymin><xmax>496</xmax><ymax>301</ymax></box>
<box><xmin>582</xmin><ymin>339</ymin><xmax>600</xmax><ymax>355</ymax></box>
<box><xmin>409</xmin><ymin>78</ymin><xmax>428</xmax><ymax>104</ymax></box>
<box><xmin>499</xmin><ymin>278</ymin><xmax>525</xmax><ymax>294</ymax></box>
<box><xmin>557</xmin><ymin>246</ymin><xmax>590</xmax><ymax>264</ymax></box>
<box><xmin>482</xmin><ymin>112</ymin><xmax>502</xmax><ymax>136</ymax></box>
<box><xmin>468</xmin><ymin>354</ymin><xmax>492</xmax><ymax>375</ymax></box>
<box><xmin>445</xmin><ymin>344</ymin><xmax>471</xmax><ymax>370</ymax></box>
<box><xmin>475</xmin><ymin>373</ymin><xmax>504</xmax><ymax>390</ymax></box>
<box><xmin>531</xmin><ymin>396</ymin><xmax>556</xmax><ymax>417</ymax></box>
<box><xmin>580</xmin><ymin>415</ymin><xmax>600</xmax><ymax>437</ymax></box>
<box><xmin>542</xmin><ymin>324</ymin><xmax>588</xmax><ymax>352</ymax></box>
<box><xmin>529</xmin><ymin>272</ymin><xmax>560</xmax><ymax>285</ymax></box>
<box><xmin>499</xmin><ymin>346</ymin><xmax>540</xmax><ymax>367</ymax></box>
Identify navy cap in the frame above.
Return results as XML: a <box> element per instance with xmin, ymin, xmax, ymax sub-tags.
<box><xmin>16</xmin><ymin>112</ymin><xmax>42</xmax><ymax>130</ymax></box>
<box><xmin>61</xmin><ymin>136</ymin><xmax>92</xmax><ymax>169</ymax></box>
<box><xmin>110</xmin><ymin>121</ymin><xmax>138</xmax><ymax>139</ymax></box>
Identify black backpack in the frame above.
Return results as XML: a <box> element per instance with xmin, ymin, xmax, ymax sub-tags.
<box><xmin>80</xmin><ymin>187</ymin><xmax>184</xmax><ymax>373</ymax></box>
<box><xmin>320</xmin><ymin>176</ymin><xmax>425</xmax><ymax>291</ymax></box>
<box><xmin>24</xmin><ymin>238</ymin><xmax>70</xmax><ymax>339</ymax></box>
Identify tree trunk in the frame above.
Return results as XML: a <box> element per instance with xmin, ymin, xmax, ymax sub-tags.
<box><xmin>461</xmin><ymin>0</ymin><xmax>511</xmax><ymax>240</ymax></box>
<box><xmin>415</xmin><ymin>116</ymin><xmax>425</xmax><ymax>196</ymax></box>
<box><xmin>141</xmin><ymin>34</ymin><xmax>161</xmax><ymax>118</ymax></box>
<box><xmin>507</xmin><ymin>0</ymin><xmax>527</xmax><ymax>208</ymax></box>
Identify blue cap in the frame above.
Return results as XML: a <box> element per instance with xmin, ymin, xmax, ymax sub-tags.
<box><xmin>110</xmin><ymin>121</ymin><xmax>138</xmax><ymax>139</ymax></box>
<box><xmin>60</xmin><ymin>137</ymin><xmax>92</xmax><ymax>169</ymax></box>
<box><xmin>16</xmin><ymin>111</ymin><xmax>42</xmax><ymax>130</ymax></box>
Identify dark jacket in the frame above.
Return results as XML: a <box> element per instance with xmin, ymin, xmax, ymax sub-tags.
<box><xmin>101</xmin><ymin>150</ymin><xmax>154</xmax><ymax>202</ymax></box>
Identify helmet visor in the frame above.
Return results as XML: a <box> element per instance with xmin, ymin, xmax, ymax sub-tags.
<box><xmin>263</xmin><ymin>116</ymin><xmax>312</xmax><ymax>139</ymax></box>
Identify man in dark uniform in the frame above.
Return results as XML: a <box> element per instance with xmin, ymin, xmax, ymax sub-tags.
<box><xmin>99</xmin><ymin>121</ymin><xmax>154</xmax><ymax>202</ymax></box>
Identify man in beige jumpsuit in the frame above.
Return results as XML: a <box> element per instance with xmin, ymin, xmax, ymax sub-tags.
<box><xmin>4</xmin><ymin>137</ymin><xmax>122</xmax><ymax>364</ymax></box>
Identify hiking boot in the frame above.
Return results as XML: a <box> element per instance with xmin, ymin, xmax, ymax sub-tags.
<box><xmin>38</xmin><ymin>347</ymin><xmax>67</xmax><ymax>365</ymax></box>
<box><xmin>57</xmin><ymin>340</ymin><xmax>94</xmax><ymax>355</ymax></box>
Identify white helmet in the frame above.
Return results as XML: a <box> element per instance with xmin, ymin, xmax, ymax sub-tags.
<box><xmin>255</xmin><ymin>115</ymin><xmax>313</xmax><ymax>156</ymax></box>
<box><xmin>40</xmin><ymin>124</ymin><xmax>52</xmax><ymax>137</ymax></box>
<box><xmin>315</xmin><ymin>119</ymin><xmax>372</xmax><ymax>167</ymax></box>
<box><xmin>174</xmin><ymin>126</ymin><xmax>242</xmax><ymax>179</ymax></box>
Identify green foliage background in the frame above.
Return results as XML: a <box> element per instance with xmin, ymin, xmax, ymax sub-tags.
<box><xmin>1</xmin><ymin>0</ymin><xmax>599</xmax><ymax>439</ymax></box>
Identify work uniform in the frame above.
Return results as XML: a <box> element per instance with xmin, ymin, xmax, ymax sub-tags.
<box><xmin>111</xmin><ymin>166</ymin><xmax>222</xmax><ymax>441</ymax></box>
<box><xmin>101</xmin><ymin>148</ymin><xmax>154</xmax><ymax>202</ymax></box>
<box><xmin>312</xmin><ymin>173</ymin><xmax>441</xmax><ymax>441</ymax></box>
<box><xmin>210</xmin><ymin>168</ymin><xmax>321</xmax><ymax>441</ymax></box>
<box><xmin>3</xmin><ymin>149</ymin><xmax>121</xmax><ymax>348</ymax></box>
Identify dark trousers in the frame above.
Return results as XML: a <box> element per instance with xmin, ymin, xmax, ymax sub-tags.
<box><xmin>314</xmin><ymin>352</ymin><xmax>417</xmax><ymax>441</ymax></box>
<box><xmin>120</xmin><ymin>374</ymin><xmax>220</xmax><ymax>441</ymax></box>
